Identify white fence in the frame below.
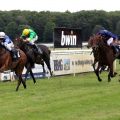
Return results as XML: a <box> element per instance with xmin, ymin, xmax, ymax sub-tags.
<box><xmin>0</xmin><ymin>49</ymin><xmax>94</xmax><ymax>81</ymax></box>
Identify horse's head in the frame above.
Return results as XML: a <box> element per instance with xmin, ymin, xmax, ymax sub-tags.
<box><xmin>14</xmin><ymin>37</ymin><xmax>35</xmax><ymax>57</ymax></box>
<box><xmin>14</xmin><ymin>37</ymin><xmax>28</xmax><ymax>50</ymax></box>
<box><xmin>87</xmin><ymin>36</ymin><xmax>94</xmax><ymax>48</ymax></box>
<box><xmin>88</xmin><ymin>34</ymin><xmax>104</xmax><ymax>49</ymax></box>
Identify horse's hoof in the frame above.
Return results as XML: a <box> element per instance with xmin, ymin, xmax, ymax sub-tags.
<box><xmin>24</xmin><ymin>85</ymin><xmax>27</xmax><ymax>89</ymax></box>
<box><xmin>110</xmin><ymin>74</ymin><xmax>116</xmax><ymax>78</ymax></box>
<box><xmin>108</xmin><ymin>79</ymin><xmax>111</xmax><ymax>82</ymax></box>
<box><xmin>114</xmin><ymin>72</ymin><xmax>117</xmax><ymax>76</ymax></box>
<box><xmin>16</xmin><ymin>89</ymin><xmax>18</xmax><ymax>91</ymax></box>
<box><xmin>98</xmin><ymin>79</ymin><xmax>102</xmax><ymax>82</ymax></box>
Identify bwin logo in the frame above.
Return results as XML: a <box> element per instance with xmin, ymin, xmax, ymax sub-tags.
<box><xmin>61</xmin><ymin>31</ymin><xmax>77</xmax><ymax>46</ymax></box>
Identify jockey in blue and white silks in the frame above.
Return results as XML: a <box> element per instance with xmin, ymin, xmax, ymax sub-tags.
<box><xmin>97</xmin><ymin>30</ymin><xmax>120</xmax><ymax>56</ymax></box>
<box><xmin>98</xmin><ymin>30</ymin><xmax>118</xmax><ymax>46</ymax></box>
<box><xmin>0</xmin><ymin>32</ymin><xmax>18</xmax><ymax>60</ymax></box>
<box><xmin>0</xmin><ymin>33</ymin><xmax>14</xmax><ymax>51</ymax></box>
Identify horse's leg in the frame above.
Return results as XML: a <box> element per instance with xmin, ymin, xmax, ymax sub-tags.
<box><xmin>20</xmin><ymin>75</ymin><xmax>27</xmax><ymax>89</ymax></box>
<box><xmin>15</xmin><ymin>67</ymin><xmax>27</xmax><ymax>91</ymax></box>
<box><xmin>92</xmin><ymin>61</ymin><xmax>96</xmax><ymax>71</ymax></box>
<box><xmin>108</xmin><ymin>71</ymin><xmax>111</xmax><ymax>82</ymax></box>
<box><xmin>99</xmin><ymin>65</ymin><xmax>106</xmax><ymax>74</ymax></box>
<box><xmin>45</xmin><ymin>59</ymin><xmax>52</xmax><ymax>76</ymax></box>
<box><xmin>108</xmin><ymin>64</ymin><xmax>115</xmax><ymax>82</ymax></box>
<box><xmin>94</xmin><ymin>63</ymin><xmax>102</xmax><ymax>82</ymax></box>
<box><xmin>92</xmin><ymin>60</ymin><xmax>99</xmax><ymax>76</ymax></box>
<box><xmin>0</xmin><ymin>65</ymin><xmax>7</xmax><ymax>72</ymax></box>
<box><xmin>16</xmin><ymin>77</ymin><xmax>21</xmax><ymax>91</ymax></box>
<box><xmin>92</xmin><ymin>58</ymin><xmax>98</xmax><ymax>71</ymax></box>
<box><xmin>41</xmin><ymin>61</ymin><xmax>46</xmax><ymax>73</ymax></box>
<box><xmin>25</xmin><ymin>64</ymin><xmax>36</xmax><ymax>84</ymax></box>
<box><xmin>29</xmin><ymin>69</ymin><xmax>36</xmax><ymax>83</ymax></box>
<box><xmin>24</xmin><ymin>68</ymin><xmax>29</xmax><ymax>81</ymax></box>
<box><xmin>15</xmin><ymin>74</ymin><xmax>26</xmax><ymax>91</ymax></box>
<box><xmin>93</xmin><ymin>58</ymin><xmax>106</xmax><ymax>74</ymax></box>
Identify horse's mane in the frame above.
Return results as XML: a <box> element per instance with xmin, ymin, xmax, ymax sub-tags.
<box><xmin>88</xmin><ymin>34</ymin><xmax>106</xmax><ymax>48</ymax></box>
<box><xmin>88</xmin><ymin>34</ymin><xmax>115</xmax><ymax>64</ymax></box>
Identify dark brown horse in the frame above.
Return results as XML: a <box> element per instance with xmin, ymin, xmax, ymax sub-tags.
<box><xmin>88</xmin><ymin>34</ymin><xmax>117</xmax><ymax>82</ymax></box>
<box><xmin>88</xmin><ymin>35</ymin><xmax>108</xmax><ymax>73</ymax></box>
<box><xmin>0</xmin><ymin>44</ymin><xmax>27</xmax><ymax>91</ymax></box>
<box><xmin>14</xmin><ymin>38</ymin><xmax>52</xmax><ymax>81</ymax></box>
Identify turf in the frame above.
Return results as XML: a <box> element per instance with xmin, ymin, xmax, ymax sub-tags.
<box><xmin>0</xmin><ymin>62</ymin><xmax>120</xmax><ymax>120</ymax></box>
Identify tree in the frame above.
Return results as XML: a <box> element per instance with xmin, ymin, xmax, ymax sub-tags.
<box><xmin>5</xmin><ymin>22</ymin><xmax>18</xmax><ymax>39</ymax></box>
<box><xmin>0</xmin><ymin>18</ymin><xmax>5</xmax><ymax>31</ymax></box>
<box><xmin>115</xmin><ymin>21</ymin><xmax>120</xmax><ymax>35</ymax></box>
<box><xmin>16</xmin><ymin>15</ymin><xmax>28</xmax><ymax>25</ymax></box>
<box><xmin>43</xmin><ymin>21</ymin><xmax>56</xmax><ymax>42</ymax></box>
<box><xmin>92</xmin><ymin>25</ymin><xmax>105</xmax><ymax>34</ymax></box>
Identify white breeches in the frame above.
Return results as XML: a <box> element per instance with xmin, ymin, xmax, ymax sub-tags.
<box><xmin>107</xmin><ymin>37</ymin><xmax>114</xmax><ymax>46</ymax></box>
<box><xmin>3</xmin><ymin>42</ymin><xmax>14</xmax><ymax>51</ymax></box>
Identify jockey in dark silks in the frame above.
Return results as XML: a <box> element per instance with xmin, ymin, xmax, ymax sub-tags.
<box><xmin>20</xmin><ymin>28</ymin><xmax>42</xmax><ymax>54</ymax></box>
<box><xmin>97</xmin><ymin>30</ymin><xmax>120</xmax><ymax>56</ymax></box>
<box><xmin>0</xmin><ymin>32</ymin><xmax>19</xmax><ymax>61</ymax></box>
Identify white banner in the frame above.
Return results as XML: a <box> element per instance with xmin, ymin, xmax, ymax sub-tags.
<box><xmin>51</xmin><ymin>49</ymin><xmax>94</xmax><ymax>76</ymax></box>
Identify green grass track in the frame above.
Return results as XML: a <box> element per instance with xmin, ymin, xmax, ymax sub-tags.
<box><xmin>0</xmin><ymin>61</ymin><xmax>120</xmax><ymax>120</ymax></box>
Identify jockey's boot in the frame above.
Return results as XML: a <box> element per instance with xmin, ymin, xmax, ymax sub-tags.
<box><xmin>33</xmin><ymin>44</ymin><xmax>43</xmax><ymax>54</ymax></box>
<box><xmin>11</xmin><ymin>49</ymin><xmax>19</xmax><ymax>61</ymax></box>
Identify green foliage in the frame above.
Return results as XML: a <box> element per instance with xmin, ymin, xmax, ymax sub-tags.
<box><xmin>115</xmin><ymin>21</ymin><xmax>120</xmax><ymax>35</ymax></box>
<box><xmin>0</xmin><ymin>10</ymin><xmax>120</xmax><ymax>42</ymax></box>
<box><xmin>5</xmin><ymin>22</ymin><xmax>18</xmax><ymax>39</ymax></box>
<box><xmin>43</xmin><ymin>21</ymin><xmax>56</xmax><ymax>42</ymax></box>
<box><xmin>92</xmin><ymin>25</ymin><xmax>105</xmax><ymax>34</ymax></box>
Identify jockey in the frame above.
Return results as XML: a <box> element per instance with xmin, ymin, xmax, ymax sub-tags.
<box><xmin>97</xmin><ymin>30</ymin><xmax>120</xmax><ymax>55</ymax></box>
<box><xmin>0</xmin><ymin>32</ymin><xmax>18</xmax><ymax>61</ymax></box>
<box><xmin>21</xmin><ymin>28</ymin><xmax>42</xmax><ymax>54</ymax></box>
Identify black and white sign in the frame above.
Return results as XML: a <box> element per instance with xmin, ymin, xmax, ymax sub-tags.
<box><xmin>54</xmin><ymin>27</ymin><xmax>82</xmax><ymax>48</ymax></box>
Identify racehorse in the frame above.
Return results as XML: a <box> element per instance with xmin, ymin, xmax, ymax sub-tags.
<box><xmin>0</xmin><ymin>44</ymin><xmax>27</xmax><ymax>91</ymax></box>
<box><xmin>88</xmin><ymin>34</ymin><xmax>117</xmax><ymax>82</ymax></box>
<box><xmin>88</xmin><ymin>35</ymin><xmax>108</xmax><ymax>73</ymax></box>
<box><xmin>14</xmin><ymin>38</ymin><xmax>52</xmax><ymax>81</ymax></box>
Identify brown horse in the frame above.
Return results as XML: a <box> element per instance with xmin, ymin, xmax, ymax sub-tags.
<box><xmin>0</xmin><ymin>44</ymin><xmax>27</xmax><ymax>91</ymax></box>
<box><xmin>88</xmin><ymin>35</ymin><xmax>108</xmax><ymax>73</ymax></box>
<box><xmin>88</xmin><ymin>34</ymin><xmax>117</xmax><ymax>82</ymax></box>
